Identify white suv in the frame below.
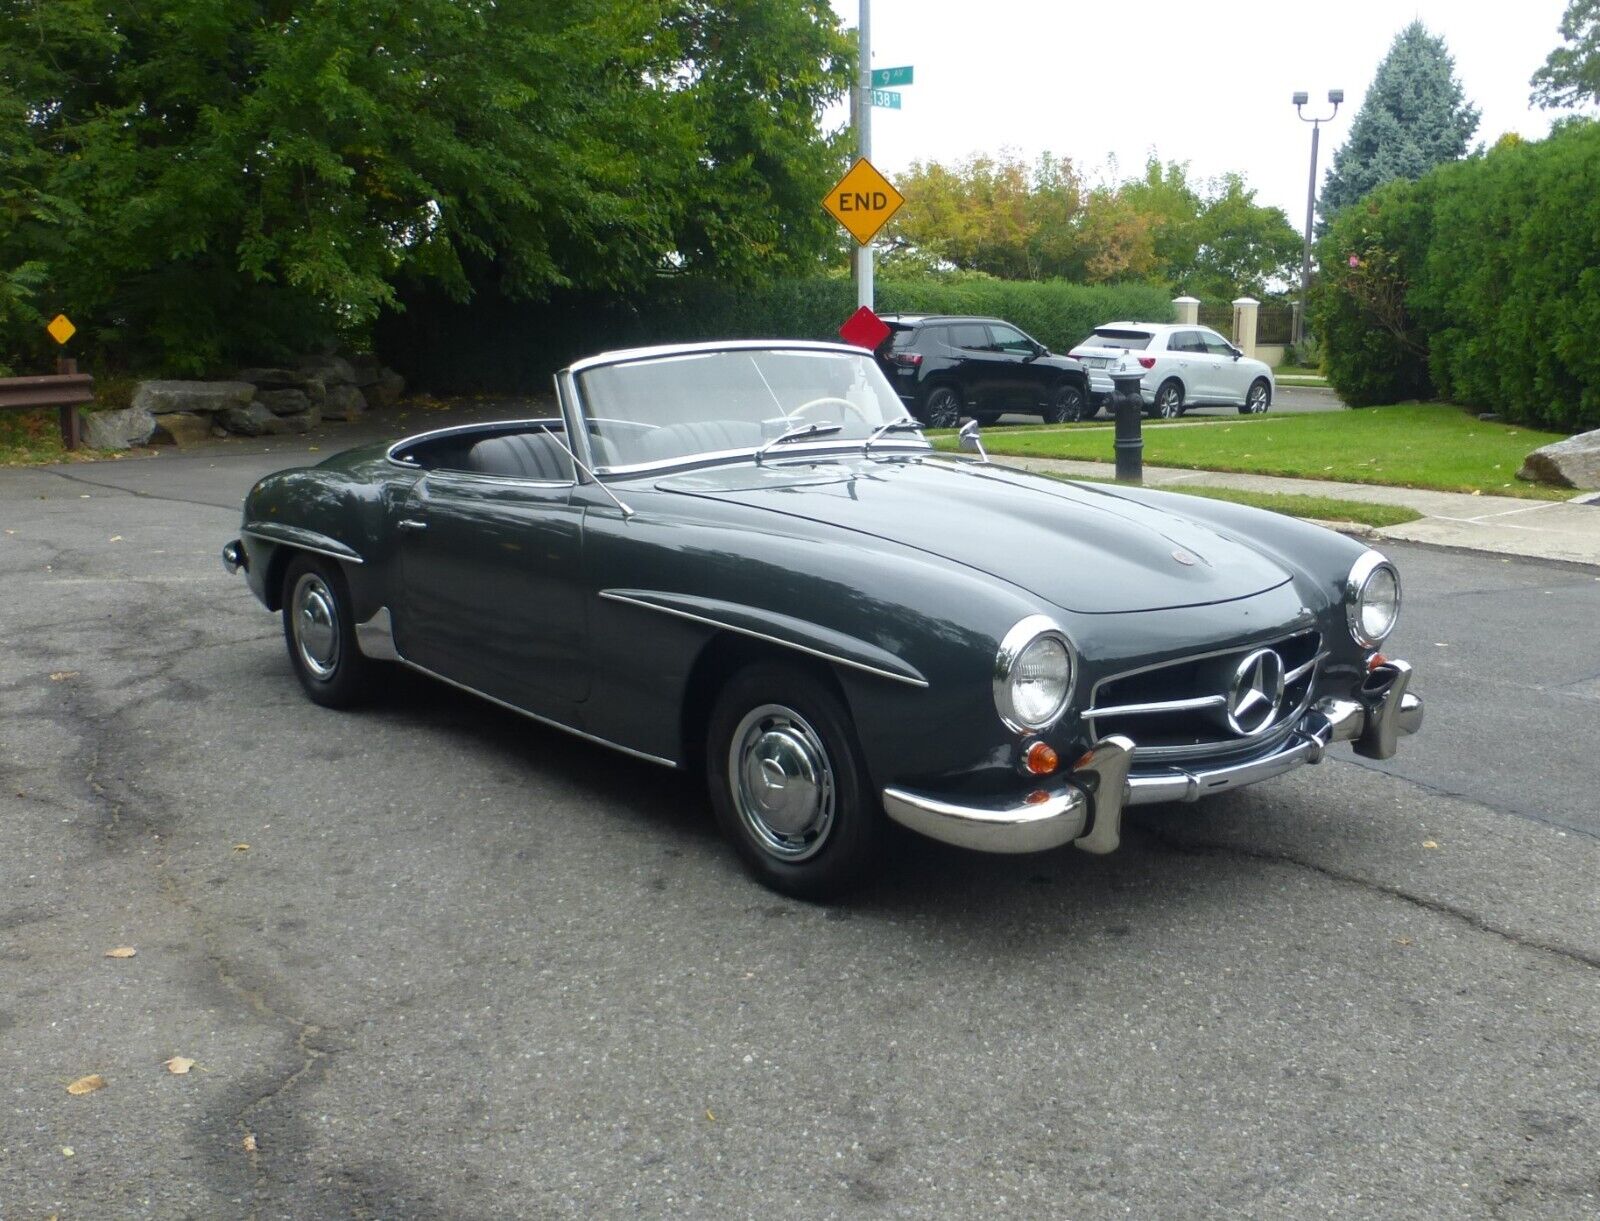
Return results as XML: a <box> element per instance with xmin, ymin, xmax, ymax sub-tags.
<box><xmin>1069</xmin><ymin>323</ymin><xmax>1275</xmax><ymax>418</ymax></box>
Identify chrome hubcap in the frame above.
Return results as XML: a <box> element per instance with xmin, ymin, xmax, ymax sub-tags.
<box><xmin>729</xmin><ymin>703</ymin><xmax>835</xmax><ymax>861</ymax></box>
<box><xmin>292</xmin><ymin>573</ymin><xmax>340</xmax><ymax>680</ymax></box>
<box><xmin>1249</xmin><ymin>387</ymin><xmax>1267</xmax><ymax>412</ymax></box>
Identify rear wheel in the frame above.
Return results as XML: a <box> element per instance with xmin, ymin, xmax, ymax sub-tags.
<box><xmin>1042</xmin><ymin>381</ymin><xmax>1088</xmax><ymax>424</ymax></box>
<box><xmin>921</xmin><ymin>385</ymin><xmax>962</xmax><ymax>429</ymax></box>
<box><xmin>280</xmin><ymin>555</ymin><xmax>374</xmax><ymax>708</ymax></box>
<box><xmin>706</xmin><ymin>662</ymin><xmax>884</xmax><ymax>899</ymax></box>
<box><xmin>1151</xmin><ymin>379</ymin><xmax>1184</xmax><ymax>419</ymax></box>
<box><xmin>1239</xmin><ymin>378</ymin><xmax>1271</xmax><ymax>415</ymax></box>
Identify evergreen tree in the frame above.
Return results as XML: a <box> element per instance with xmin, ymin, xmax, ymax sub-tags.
<box><xmin>1319</xmin><ymin>22</ymin><xmax>1479</xmax><ymax>222</ymax></box>
<box><xmin>1531</xmin><ymin>0</ymin><xmax>1600</xmax><ymax>109</ymax></box>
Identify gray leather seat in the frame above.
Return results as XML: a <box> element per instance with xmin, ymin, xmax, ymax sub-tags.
<box><xmin>636</xmin><ymin>419</ymin><xmax>764</xmax><ymax>462</ymax></box>
<box><xmin>463</xmin><ymin>431</ymin><xmax>571</xmax><ymax>481</ymax></box>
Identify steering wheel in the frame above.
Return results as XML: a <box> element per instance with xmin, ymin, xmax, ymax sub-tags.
<box><xmin>791</xmin><ymin>396</ymin><xmax>870</xmax><ymax>427</ymax></box>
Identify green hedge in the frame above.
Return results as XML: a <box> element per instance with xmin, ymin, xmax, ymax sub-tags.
<box><xmin>1313</xmin><ymin>120</ymin><xmax>1600</xmax><ymax>431</ymax></box>
<box><xmin>374</xmin><ymin>274</ymin><xmax>1173</xmax><ymax>394</ymax></box>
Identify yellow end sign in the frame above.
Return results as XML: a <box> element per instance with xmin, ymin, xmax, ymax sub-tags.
<box><xmin>47</xmin><ymin>314</ymin><xmax>76</xmax><ymax>345</ymax></box>
<box><xmin>823</xmin><ymin>158</ymin><xmax>904</xmax><ymax>246</ymax></box>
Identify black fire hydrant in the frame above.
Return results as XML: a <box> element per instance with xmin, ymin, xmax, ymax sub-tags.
<box><xmin>1110</xmin><ymin>366</ymin><xmax>1145</xmax><ymax>483</ymax></box>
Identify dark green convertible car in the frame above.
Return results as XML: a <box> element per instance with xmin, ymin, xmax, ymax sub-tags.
<box><xmin>223</xmin><ymin>340</ymin><xmax>1422</xmax><ymax>897</ymax></box>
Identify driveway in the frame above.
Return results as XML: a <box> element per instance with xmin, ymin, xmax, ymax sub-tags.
<box><xmin>2</xmin><ymin>441</ymin><xmax>1596</xmax><ymax>1218</ymax></box>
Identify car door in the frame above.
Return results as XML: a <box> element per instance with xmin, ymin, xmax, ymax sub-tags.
<box><xmin>395</xmin><ymin>465</ymin><xmax>590</xmax><ymax>715</ymax></box>
<box><xmin>945</xmin><ymin>321</ymin><xmax>1010</xmax><ymax>410</ymax></box>
<box><xmin>986</xmin><ymin>322</ymin><xmax>1049</xmax><ymax>408</ymax></box>
<box><xmin>1160</xmin><ymin>329</ymin><xmax>1200</xmax><ymax>396</ymax></box>
<box><xmin>1200</xmin><ymin>328</ymin><xmax>1249</xmax><ymax>402</ymax></box>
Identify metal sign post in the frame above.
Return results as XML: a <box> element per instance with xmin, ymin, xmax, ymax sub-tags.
<box><xmin>855</xmin><ymin>0</ymin><xmax>873</xmax><ymax>310</ymax></box>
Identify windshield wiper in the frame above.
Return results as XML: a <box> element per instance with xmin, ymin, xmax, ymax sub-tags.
<box><xmin>863</xmin><ymin>417</ymin><xmax>925</xmax><ymax>452</ymax></box>
<box><xmin>754</xmin><ymin>421</ymin><xmax>842</xmax><ymax>465</ymax></box>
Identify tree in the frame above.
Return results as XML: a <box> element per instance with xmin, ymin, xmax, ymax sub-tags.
<box><xmin>1320</xmin><ymin>22</ymin><xmax>1479</xmax><ymax>221</ymax></box>
<box><xmin>0</xmin><ymin>0</ymin><xmax>851</xmax><ymax>373</ymax></box>
<box><xmin>1185</xmin><ymin>175</ymin><xmax>1301</xmax><ymax>300</ymax></box>
<box><xmin>1531</xmin><ymin>0</ymin><xmax>1600</xmax><ymax>109</ymax></box>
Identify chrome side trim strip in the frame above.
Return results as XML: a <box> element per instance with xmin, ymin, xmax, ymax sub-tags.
<box><xmin>598</xmin><ymin>591</ymin><xmax>929</xmax><ymax>689</ymax></box>
<box><xmin>242</xmin><ymin>526</ymin><xmax>364</xmax><ymax>565</ymax></box>
<box><xmin>354</xmin><ymin>606</ymin><xmax>400</xmax><ymax>662</ymax></box>
<box><xmin>397</xmin><ymin>656</ymin><xmax>679</xmax><ymax>769</ymax></box>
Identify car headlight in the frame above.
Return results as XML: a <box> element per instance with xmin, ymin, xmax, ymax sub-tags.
<box><xmin>1346</xmin><ymin>550</ymin><xmax>1401</xmax><ymax>647</ymax></box>
<box><xmin>994</xmin><ymin>616</ymin><xmax>1075</xmax><ymax>731</ymax></box>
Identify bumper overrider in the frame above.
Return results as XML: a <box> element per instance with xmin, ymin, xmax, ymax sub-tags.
<box><xmin>882</xmin><ymin>660</ymin><xmax>1423</xmax><ymax>857</ymax></box>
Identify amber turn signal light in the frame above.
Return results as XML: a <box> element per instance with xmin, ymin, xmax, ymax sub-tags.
<box><xmin>1024</xmin><ymin>789</ymin><xmax>1051</xmax><ymax>805</ymax></box>
<box><xmin>1367</xmin><ymin>652</ymin><xmax>1388</xmax><ymax>671</ymax></box>
<box><xmin>1024</xmin><ymin>741</ymin><xmax>1059</xmax><ymax>775</ymax></box>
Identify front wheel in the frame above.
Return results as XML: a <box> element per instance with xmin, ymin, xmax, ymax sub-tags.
<box><xmin>1239</xmin><ymin>378</ymin><xmax>1271</xmax><ymax>415</ymax></box>
<box><xmin>1151</xmin><ymin>379</ymin><xmax>1184</xmax><ymax>419</ymax></box>
<box><xmin>920</xmin><ymin>385</ymin><xmax>962</xmax><ymax>429</ymax></box>
<box><xmin>280</xmin><ymin>555</ymin><xmax>375</xmax><ymax>708</ymax></box>
<box><xmin>1042</xmin><ymin>381</ymin><xmax>1088</xmax><ymax>424</ymax></box>
<box><xmin>706</xmin><ymin>662</ymin><xmax>885</xmax><ymax>899</ymax></box>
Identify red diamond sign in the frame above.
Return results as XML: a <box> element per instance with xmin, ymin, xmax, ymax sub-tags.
<box><xmin>838</xmin><ymin>306</ymin><xmax>891</xmax><ymax>352</ymax></box>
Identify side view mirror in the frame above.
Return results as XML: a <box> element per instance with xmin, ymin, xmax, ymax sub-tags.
<box><xmin>958</xmin><ymin>418</ymin><xmax>988</xmax><ymax>461</ymax></box>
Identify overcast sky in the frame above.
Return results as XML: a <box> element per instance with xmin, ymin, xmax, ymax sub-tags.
<box><xmin>825</xmin><ymin>0</ymin><xmax>1579</xmax><ymax>240</ymax></box>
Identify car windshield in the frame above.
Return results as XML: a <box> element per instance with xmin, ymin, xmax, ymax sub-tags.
<box><xmin>1078</xmin><ymin>330</ymin><xmax>1152</xmax><ymax>351</ymax></box>
<box><xmin>576</xmin><ymin>348</ymin><xmax>914</xmax><ymax>469</ymax></box>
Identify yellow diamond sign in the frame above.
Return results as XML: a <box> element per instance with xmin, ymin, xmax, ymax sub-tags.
<box><xmin>823</xmin><ymin>157</ymin><xmax>904</xmax><ymax>246</ymax></box>
<box><xmin>47</xmin><ymin>314</ymin><xmax>76</xmax><ymax>345</ymax></box>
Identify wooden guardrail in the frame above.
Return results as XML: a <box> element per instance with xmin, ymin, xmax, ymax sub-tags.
<box><xmin>0</xmin><ymin>361</ymin><xmax>95</xmax><ymax>450</ymax></box>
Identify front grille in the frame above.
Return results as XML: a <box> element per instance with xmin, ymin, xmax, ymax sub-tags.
<box><xmin>1086</xmin><ymin>631</ymin><xmax>1323</xmax><ymax>761</ymax></box>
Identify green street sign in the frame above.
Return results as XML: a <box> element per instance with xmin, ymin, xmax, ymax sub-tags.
<box><xmin>869</xmin><ymin>89</ymin><xmax>902</xmax><ymax>110</ymax></box>
<box><xmin>871</xmin><ymin>66</ymin><xmax>913</xmax><ymax>89</ymax></box>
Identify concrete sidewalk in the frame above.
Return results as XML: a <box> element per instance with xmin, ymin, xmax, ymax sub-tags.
<box><xmin>995</xmin><ymin>454</ymin><xmax>1600</xmax><ymax>568</ymax></box>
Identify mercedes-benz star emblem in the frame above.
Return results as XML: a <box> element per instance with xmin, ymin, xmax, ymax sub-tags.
<box><xmin>1226</xmin><ymin>648</ymin><xmax>1285</xmax><ymax>736</ymax></box>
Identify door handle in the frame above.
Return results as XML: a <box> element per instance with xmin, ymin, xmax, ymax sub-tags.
<box><xmin>398</xmin><ymin>518</ymin><xmax>428</xmax><ymax>532</ymax></box>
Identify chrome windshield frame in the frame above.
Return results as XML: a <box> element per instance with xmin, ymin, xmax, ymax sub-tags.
<box><xmin>557</xmin><ymin>340</ymin><xmax>933</xmax><ymax>477</ymax></box>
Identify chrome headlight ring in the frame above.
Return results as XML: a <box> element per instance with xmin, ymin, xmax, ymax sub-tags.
<box><xmin>1345</xmin><ymin>549</ymin><xmax>1402</xmax><ymax>648</ymax></box>
<box><xmin>993</xmin><ymin>615</ymin><xmax>1077</xmax><ymax>733</ymax></box>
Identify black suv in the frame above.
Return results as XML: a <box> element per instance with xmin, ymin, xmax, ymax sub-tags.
<box><xmin>874</xmin><ymin>314</ymin><xmax>1092</xmax><ymax>427</ymax></box>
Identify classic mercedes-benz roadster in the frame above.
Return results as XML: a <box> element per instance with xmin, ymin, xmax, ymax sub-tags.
<box><xmin>224</xmin><ymin>340</ymin><xmax>1422</xmax><ymax>897</ymax></box>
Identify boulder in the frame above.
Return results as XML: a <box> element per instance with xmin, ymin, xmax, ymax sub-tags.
<box><xmin>132</xmin><ymin>379</ymin><xmax>256</xmax><ymax>416</ymax></box>
<box><xmin>275</xmin><ymin>411</ymin><xmax>316</xmax><ymax>434</ymax></box>
<box><xmin>259</xmin><ymin>388</ymin><xmax>312</xmax><ymax>416</ymax></box>
<box><xmin>361</xmin><ymin>368</ymin><xmax>405</xmax><ymax>410</ymax></box>
<box><xmin>298</xmin><ymin>354</ymin><xmax>358</xmax><ymax>387</ymax></box>
<box><xmin>83</xmin><ymin>406</ymin><xmax>157</xmax><ymax>451</ymax></box>
<box><xmin>1519</xmin><ymin>429</ymin><xmax>1600</xmax><ymax>490</ymax></box>
<box><xmin>302</xmin><ymin>376</ymin><xmax>326</xmax><ymax>406</ymax></box>
<box><xmin>218</xmin><ymin>401</ymin><xmax>284</xmax><ymax>437</ymax></box>
<box><xmin>153</xmin><ymin>412</ymin><xmax>220</xmax><ymax>448</ymax></box>
<box><xmin>348</xmin><ymin>353</ymin><xmax>384</xmax><ymax>387</ymax></box>
<box><xmin>235</xmin><ymin>367</ymin><xmax>306</xmax><ymax>390</ymax></box>
<box><xmin>322</xmin><ymin>383</ymin><xmax>367</xmax><ymax>421</ymax></box>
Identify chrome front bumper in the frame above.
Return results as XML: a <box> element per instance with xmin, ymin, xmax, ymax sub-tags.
<box><xmin>883</xmin><ymin>661</ymin><xmax>1423</xmax><ymax>856</ymax></box>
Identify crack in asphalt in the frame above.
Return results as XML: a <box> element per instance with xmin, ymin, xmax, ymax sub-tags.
<box><xmin>1139</xmin><ymin>824</ymin><xmax>1600</xmax><ymax>975</ymax></box>
<box><xmin>1334</xmin><ymin>754</ymin><xmax>1600</xmax><ymax>843</ymax></box>
<box><xmin>39</xmin><ymin>465</ymin><xmax>242</xmax><ymax>512</ymax></box>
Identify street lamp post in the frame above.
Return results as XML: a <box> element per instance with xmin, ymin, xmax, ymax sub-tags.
<box><xmin>1293</xmin><ymin>88</ymin><xmax>1343</xmax><ymax>347</ymax></box>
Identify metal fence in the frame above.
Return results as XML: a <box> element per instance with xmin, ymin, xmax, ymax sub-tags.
<box><xmin>1197</xmin><ymin>303</ymin><xmax>1233</xmax><ymax>335</ymax></box>
<box><xmin>1257</xmin><ymin>303</ymin><xmax>1295</xmax><ymax>346</ymax></box>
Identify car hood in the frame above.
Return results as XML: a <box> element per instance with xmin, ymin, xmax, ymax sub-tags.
<box><xmin>654</xmin><ymin>457</ymin><xmax>1293</xmax><ymax>614</ymax></box>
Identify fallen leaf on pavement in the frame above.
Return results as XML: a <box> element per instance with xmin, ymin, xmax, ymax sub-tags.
<box><xmin>61</xmin><ymin>1147</ymin><xmax>74</xmax><ymax>1158</ymax></box>
<box><xmin>233</xmin><ymin>843</ymin><xmax>250</xmax><ymax>852</ymax></box>
<box><xmin>49</xmin><ymin>671</ymin><xmax>79</xmax><ymax>682</ymax></box>
<box><xmin>105</xmin><ymin>946</ymin><xmax>137</xmax><ymax>958</ymax></box>
<box><xmin>67</xmin><ymin>1074</ymin><xmax>105</xmax><ymax>1096</ymax></box>
<box><xmin>109</xmin><ymin>535</ymin><xmax>123</xmax><ymax>542</ymax></box>
<box><xmin>1422</xmin><ymin>840</ymin><xmax>1439</xmax><ymax>849</ymax></box>
<box><xmin>242</xmin><ymin>1133</ymin><xmax>258</xmax><ymax>1152</ymax></box>
<box><xmin>1394</xmin><ymin>936</ymin><xmax>1414</xmax><ymax>946</ymax></box>
<box><xmin>164</xmin><ymin>1056</ymin><xmax>195</xmax><ymax>1075</ymax></box>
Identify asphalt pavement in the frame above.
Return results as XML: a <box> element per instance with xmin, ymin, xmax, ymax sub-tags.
<box><xmin>2</xmin><ymin>441</ymin><xmax>1598</xmax><ymax>1219</ymax></box>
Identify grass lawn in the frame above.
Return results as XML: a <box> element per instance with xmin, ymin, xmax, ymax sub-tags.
<box><xmin>0</xmin><ymin>407</ymin><xmax>80</xmax><ymax>465</ymax></box>
<box><xmin>939</xmin><ymin>403</ymin><xmax>1572</xmax><ymax>500</ymax></box>
<box><xmin>1054</xmin><ymin>475</ymin><xmax>1422</xmax><ymax>528</ymax></box>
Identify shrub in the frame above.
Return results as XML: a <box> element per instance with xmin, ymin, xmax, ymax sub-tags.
<box><xmin>1314</xmin><ymin>119</ymin><xmax>1600</xmax><ymax>431</ymax></box>
<box><xmin>376</xmin><ymin>274</ymin><xmax>1175</xmax><ymax>394</ymax></box>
